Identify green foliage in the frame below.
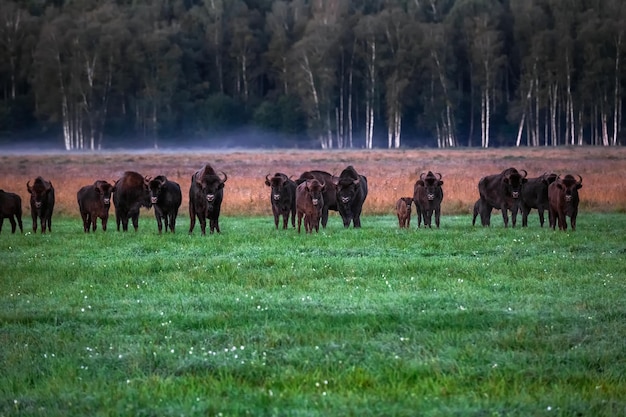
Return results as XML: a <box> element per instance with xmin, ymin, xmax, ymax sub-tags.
<box><xmin>1</xmin><ymin>0</ymin><xmax>626</xmax><ymax>148</ymax></box>
<box><xmin>1</xmin><ymin>213</ymin><xmax>625</xmax><ymax>415</ymax></box>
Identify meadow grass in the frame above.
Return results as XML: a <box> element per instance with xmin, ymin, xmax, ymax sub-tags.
<box><xmin>1</xmin><ymin>213</ymin><xmax>625</xmax><ymax>416</ymax></box>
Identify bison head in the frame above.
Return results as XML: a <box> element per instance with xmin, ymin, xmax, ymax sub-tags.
<box><xmin>148</xmin><ymin>175</ymin><xmax>168</xmax><ymax>205</ymax></box>
<box><xmin>27</xmin><ymin>177</ymin><xmax>53</xmax><ymax>209</ymax></box>
<box><xmin>265</xmin><ymin>173</ymin><xmax>288</xmax><ymax>201</ymax></box>
<box><xmin>94</xmin><ymin>180</ymin><xmax>114</xmax><ymax>206</ymax></box>
<box><xmin>306</xmin><ymin>179</ymin><xmax>325</xmax><ymax>207</ymax></box>
<box><xmin>196</xmin><ymin>171</ymin><xmax>227</xmax><ymax>203</ymax></box>
<box><xmin>420</xmin><ymin>171</ymin><xmax>443</xmax><ymax>201</ymax></box>
<box><xmin>556</xmin><ymin>174</ymin><xmax>582</xmax><ymax>203</ymax></box>
<box><xmin>502</xmin><ymin>168</ymin><xmax>528</xmax><ymax>199</ymax></box>
<box><xmin>333</xmin><ymin>177</ymin><xmax>360</xmax><ymax>205</ymax></box>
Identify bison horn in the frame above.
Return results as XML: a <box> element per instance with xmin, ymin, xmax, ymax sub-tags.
<box><xmin>436</xmin><ymin>172</ymin><xmax>442</xmax><ymax>180</ymax></box>
<box><xmin>220</xmin><ymin>171</ymin><xmax>228</xmax><ymax>183</ymax></box>
<box><xmin>26</xmin><ymin>180</ymin><xmax>31</xmax><ymax>192</ymax></box>
<box><xmin>520</xmin><ymin>169</ymin><xmax>527</xmax><ymax>178</ymax></box>
<box><xmin>577</xmin><ymin>175</ymin><xmax>583</xmax><ymax>185</ymax></box>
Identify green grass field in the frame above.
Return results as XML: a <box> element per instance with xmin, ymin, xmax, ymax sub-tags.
<box><xmin>1</xmin><ymin>213</ymin><xmax>625</xmax><ymax>416</ymax></box>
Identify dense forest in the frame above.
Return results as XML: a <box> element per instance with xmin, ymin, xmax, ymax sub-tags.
<box><xmin>0</xmin><ymin>0</ymin><xmax>624</xmax><ymax>150</ymax></box>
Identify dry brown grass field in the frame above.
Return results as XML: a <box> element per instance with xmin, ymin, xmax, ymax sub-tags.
<box><xmin>1</xmin><ymin>146</ymin><xmax>625</xmax><ymax>217</ymax></box>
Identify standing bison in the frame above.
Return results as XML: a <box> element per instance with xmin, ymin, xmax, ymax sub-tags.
<box><xmin>265</xmin><ymin>173</ymin><xmax>297</xmax><ymax>229</ymax></box>
<box><xmin>413</xmin><ymin>171</ymin><xmax>444</xmax><ymax>228</ymax></box>
<box><xmin>189</xmin><ymin>164</ymin><xmax>227</xmax><ymax>235</ymax></box>
<box><xmin>477</xmin><ymin>167</ymin><xmax>527</xmax><ymax>227</ymax></box>
<box><xmin>395</xmin><ymin>197</ymin><xmax>412</xmax><ymax>228</ymax></box>
<box><xmin>296</xmin><ymin>179</ymin><xmax>325</xmax><ymax>234</ymax></box>
<box><xmin>520</xmin><ymin>172</ymin><xmax>558</xmax><ymax>227</ymax></box>
<box><xmin>333</xmin><ymin>165</ymin><xmax>368</xmax><ymax>228</ymax></box>
<box><xmin>113</xmin><ymin>171</ymin><xmax>151</xmax><ymax>232</ymax></box>
<box><xmin>548</xmin><ymin>174</ymin><xmax>582</xmax><ymax>231</ymax></box>
<box><xmin>77</xmin><ymin>180</ymin><xmax>115</xmax><ymax>232</ymax></box>
<box><xmin>148</xmin><ymin>175</ymin><xmax>182</xmax><ymax>234</ymax></box>
<box><xmin>26</xmin><ymin>176</ymin><xmax>55</xmax><ymax>233</ymax></box>
<box><xmin>295</xmin><ymin>170</ymin><xmax>337</xmax><ymax>228</ymax></box>
<box><xmin>0</xmin><ymin>190</ymin><xmax>23</xmax><ymax>234</ymax></box>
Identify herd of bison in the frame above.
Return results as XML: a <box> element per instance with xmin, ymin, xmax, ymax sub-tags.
<box><xmin>0</xmin><ymin>163</ymin><xmax>583</xmax><ymax>235</ymax></box>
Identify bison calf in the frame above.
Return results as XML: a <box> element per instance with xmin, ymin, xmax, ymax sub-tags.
<box><xmin>26</xmin><ymin>176</ymin><xmax>55</xmax><ymax>234</ymax></box>
<box><xmin>77</xmin><ymin>180</ymin><xmax>115</xmax><ymax>232</ymax></box>
<box><xmin>396</xmin><ymin>197</ymin><xmax>412</xmax><ymax>228</ymax></box>
<box><xmin>548</xmin><ymin>174</ymin><xmax>582</xmax><ymax>231</ymax></box>
<box><xmin>296</xmin><ymin>179</ymin><xmax>325</xmax><ymax>234</ymax></box>
<box><xmin>0</xmin><ymin>190</ymin><xmax>23</xmax><ymax>234</ymax></box>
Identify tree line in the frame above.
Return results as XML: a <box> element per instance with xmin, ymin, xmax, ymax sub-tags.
<box><xmin>0</xmin><ymin>0</ymin><xmax>624</xmax><ymax>150</ymax></box>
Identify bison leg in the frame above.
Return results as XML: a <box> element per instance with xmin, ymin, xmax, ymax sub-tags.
<box><xmin>155</xmin><ymin>212</ymin><xmax>163</xmax><ymax>234</ymax></box>
<box><xmin>570</xmin><ymin>211</ymin><xmax>577</xmax><ymax>231</ymax></box>
<box><xmin>290</xmin><ymin>207</ymin><xmax>296</xmax><ymax>228</ymax></box>
<box><xmin>537</xmin><ymin>209</ymin><xmax>545</xmax><ymax>227</ymax></box>
<box><xmin>102</xmin><ymin>216</ymin><xmax>108</xmax><ymax>232</ymax></box>
<box><xmin>297</xmin><ymin>212</ymin><xmax>303</xmax><ymax>234</ymax></box>
<box><xmin>0</xmin><ymin>217</ymin><xmax>4</xmax><ymax>233</ymax></box>
<box><xmin>321</xmin><ymin>207</ymin><xmax>329</xmax><ymax>228</ymax></box>
<box><xmin>31</xmin><ymin>212</ymin><xmax>38</xmax><ymax>233</ymax></box>
<box><xmin>434</xmin><ymin>207</ymin><xmax>441</xmax><ymax>228</ymax></box>
<box><xmin>209</xmin><ymin>217</ymin><xmax>220</xmax><ymax>234</ymax></box>
<box><xmin>188</xmin><ymin>207</ymin><xmax>196</xmax><ymax>234</ymax></box>
<box><xmin>548</xmin><ymin>208</ymin><xmax>556</xmax><ymax>230</ymax></box>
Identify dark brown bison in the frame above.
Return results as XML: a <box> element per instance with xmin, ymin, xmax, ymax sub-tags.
<box><xmin>295</xmin><ymin>170</ymin><xmax>337</xmax><ymax>228</ymax></box>
<box><xmin>265</xmin><ymin>173</ymin><xmax>297</xmax><ymax>229</ymax></box>
<box><xmin>148</xmin><ymin>175</ymin><xmax>182</xmax><ymax>234</ymax></box>
<box><xmin>296</xmin><ymin>179</ymin><xmax>325</xmax><ymax>234</ymax></box>
<box><xmin>77</xmin><ymin>180</ymin><xmax>115</xmax><ymax>232</ymax></box>
<box><xmin>113</xmin><ymin>171</ymin><xmax>151</xmax><ymax>232</ymax></box>
<box><xmin>548</xmin><ymin>174</ymin><xmax>582</xmax><ymax>231</ymax></box>
<box><xmin>413</xmin><ymin>171</ymin><xmax>444</xmax><ymax>228</ymax></box>
<box><xmin>520</xmin><ymin>172</ymin><xmax>558</xmax><ymax>227</ymax></box>
<box><xmin>26</xmin><ymin>176</ymin><xmax>55</xmax><ymax>233</ymax></box>
<box><xmin>333</xmin><ymin>165</ymin><xmax>368</xmax><ymax>228</ymax></box>
<box><xmin>477</xmin><ymin>167</ymin><xmax>528</xmax><ymax>227</ymax></box>
<box><xmin>395</xmin><ymin>197</ymin><xmax>412</xmax><ymax>228</ymax></box>
<box><xmin>189</xmin><ymin>164</ymin><xmax>227</xmax><ymax>235</ymax></box>
<box><xmin>0</xmin><ymin>190</ymin><xmax>23</xmax><ymax>234</ymax></box>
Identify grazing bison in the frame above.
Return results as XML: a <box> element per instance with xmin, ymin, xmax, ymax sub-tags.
<box><xmin>413</xmin><ymin>171</ymin><xmax>444</xmax><ymax>228</ymax></box>
<box><xmin>296</xmin><ymin>179</ymin><xmax>325</xmax><ymax>234</ymax></box>
<box><xmin>265</xmin><ymin>173</ymin><xmax>297</xmax><ymax>229</ymax></box>
<box><xmin>189</xmin><ymin>164</ymin><xmax>227</xmax><ymax>235</ymax></box>
<box><xmin>477</xmin><ymin>167</ymin><xmax>528</xmax><ymax>227</ymax></box>
<box><xmin>148</xmin><ymin>175</ymin><xmax>182</xmax><ymax>234</ymax></box>
<box><xmin>295</xmin><ymin>170</ymin><xmax>337</xmax><ymax>228</ymax></box>
<box><xmin>113</xmin><ymin>171</ymin><xmax>151</xmax><ymax>232</ymax></box>
<box><xmin>333</xmin><ymin>165</ymin><xmax>368</xmax><ymax>228</ymax></box>
<box><xmin>77</xmin><ymin>180</ymin><xmax>115</xmax><ymax>232</ymax></box>
<box><xmin>0</xmin><ymin>190</ymin><xmax>23</xmax><ymax>234</ymax></box>
<box><xmin>26</xmin><ymin>176</ymin><xmax>55</xmax><ymax>233</ymax></box>
<box><xmin>395</xmin><ymin>197</ymin><xmax>412</xmax><ymax>228</ymax></box>
<box><xmin>548</xmin><ymin>174</ymin><xmax>582</xmax><ymax>231</ymax></box>
<box><xmin>520</xmin><ymin>172</ymin><xmax>558</xmax><ymax>227</ymax></box>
